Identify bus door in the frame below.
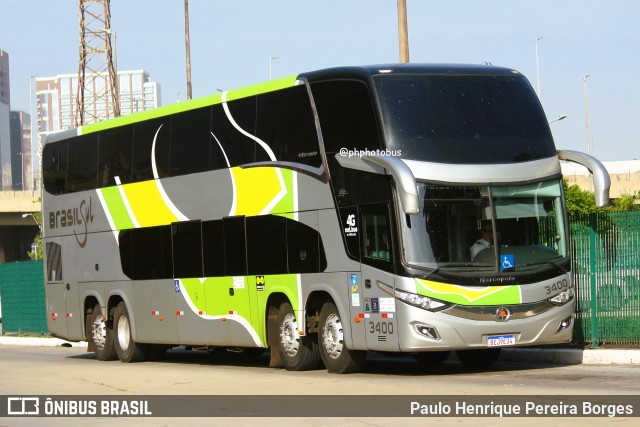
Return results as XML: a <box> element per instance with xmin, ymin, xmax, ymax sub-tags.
<box><xmin>44</xmin><ymin>238</ymin><xmax>81</xmax><ymax>340</ymax></box>
<box><xmin>45</xmin><ymin>240</ymin><xmax>67</xmax><ymax>338</ymax></box>
<box><xmin>359</xmin><ymin>203</ymin><xmax>400</xmax><ymax>351</ymax></box>
<box><xmin>63</xmin><ymin>236</ymin><xmax>83</xmax><ymax>339</ymax></box>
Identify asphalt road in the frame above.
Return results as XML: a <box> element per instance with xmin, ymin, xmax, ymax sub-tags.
<box><xmin>1</xmin><ymin>344</ymin><xmax>639</xmax><ymax>426</ymax></box>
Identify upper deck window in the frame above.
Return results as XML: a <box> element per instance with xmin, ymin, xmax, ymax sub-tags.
<box><xmin>374</xmin><ymin>74</ymin><xmax>555</xmax><ymax>164</ymax></box>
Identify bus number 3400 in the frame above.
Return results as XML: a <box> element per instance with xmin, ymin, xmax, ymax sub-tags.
<box><xmin>369</xmin><ymin>321</ymin><xmax>394</xmax><ymax>335</ymax></box>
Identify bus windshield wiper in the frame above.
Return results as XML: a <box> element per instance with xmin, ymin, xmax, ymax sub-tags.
<box><xmin>516</xmin><ymin>258</ymin><xmax>568</xmax><ymax>274</ymax></box>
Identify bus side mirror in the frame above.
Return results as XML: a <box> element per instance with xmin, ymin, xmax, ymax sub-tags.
<box><xmin>335</xmin><ymin>153</ymin><xmax>420</xmax><ymax>215</ymax></box>
<box><xmin>557</xmin><ymin>150</ymin><xmax>611</xmax><ymax>208</ymax></box>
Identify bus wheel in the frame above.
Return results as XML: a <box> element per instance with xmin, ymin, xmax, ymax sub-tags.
<box><xmin>456</xmin><ymin>348</ymin><xmax>501</xmax><ymax>368</ymax></box>
<box><xmin>86</xmin><ymin>303</ymin><xmax>117</xmax><ymax>361</ymax></box>
<box><xmin>413</xmin><ymin>351</ymin><xmax>450</xmax><ymax>365</ymax></box>
<box><xmin>318</xmin><ymin>301</ymin><xmax>366</xmax><ymax>374</ymax></box>
<box><xmin>113</xmin><ymin>302</ymin><xmax>149</xmax><ymax>363</ymax></box>
<box><xmin>276</xmin><ymin>302</ymin><xmax>320</xmax><ymax>371</ymax></box>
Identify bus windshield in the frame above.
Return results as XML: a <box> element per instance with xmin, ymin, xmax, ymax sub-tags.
<box><xmin>401</xmin><ymin>179</ymin><xmax>568</xmax><ymax>273</ymax></box>
<box><xmin>374</xmin><ymin>73</ymin><xmax>556</xmax><ymax>164</ymax></box>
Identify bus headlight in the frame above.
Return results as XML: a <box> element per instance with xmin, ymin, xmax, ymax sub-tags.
<box><xmin>395</xmin><ymin>289</ymin><xmax>449</xmax><ymax>312</ymax></box>
<box><xmin>549</xmin><ymin>287</ymin><xmax>575</xmax><ymax>306</ymax></box>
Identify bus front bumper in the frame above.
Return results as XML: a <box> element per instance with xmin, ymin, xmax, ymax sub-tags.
<box><xmin>397</xmin><ymin>299</ymin><xmax>575</xmax><ymax>352</ymax></box>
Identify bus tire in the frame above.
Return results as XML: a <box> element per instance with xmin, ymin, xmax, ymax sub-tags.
<box><xmin>413</xmin><ymin>351</ymin><xmax>450</xmax><ymax>365</ymax></box>
<box><xmin>276</xmin><ymin>302</ymin><xmax>320</xmax><ymax>371</ymax></box>
<box><xmin>456</xmin><ymin>348</ymin><xmax>501</xmax><ymax>368</ymax></box>
<box><xmin>318</xmin><ymin>301</ymin><xmax>366</xmax><ymax>374</ymax></box>
<box><xmin>86</xmin><ymin>303</ymin><xmax>117</xmax><ymax>361</ymax></box>
<box><xmin>113</xmin><ymin>302</ymin><xmax>149</xmax><ymax>363</ymax></box>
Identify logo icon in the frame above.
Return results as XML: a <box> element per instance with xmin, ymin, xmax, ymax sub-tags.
<box><xmin>501</xmin><ymin>254</ymin><xmax>515</xmax><ymax>271</ymax></box>
<box><xmin>496</xmin><ymin>306</ymin><xmax>511</xmax><ymax>321</ymax></box>
<box><xmin>7</xmin><ymin>397</ymin><xmax>40</xmax><ymax>415</ymax></box>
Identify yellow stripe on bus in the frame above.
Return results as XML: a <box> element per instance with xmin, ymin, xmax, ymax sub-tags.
<box><xmin>121</xmin><ymin>180</ymin><xmax>179</xmax><ymax>226</ymax></box>
<box><xmin>231</xmin><ymin>167</ymin><xmax>286</xmax><ymax>216</ymax></box>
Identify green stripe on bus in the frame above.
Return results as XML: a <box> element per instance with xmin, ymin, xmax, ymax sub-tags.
<box><xmin>224</xmin><ymin>75</ymin><xmax>298</xmax><ymax>102</ymax></box>
<box><xmin>81</xmin><ymin>75</ymin><xmax>298</xmax><ymax>135</ymax></box>
<box><xmin>99</xmin><ymin>186</ymin><xmax>135</xmax><ymax>230</ymax></box>
<box><xmin>416</xmin><ymin>280</ymin><xmax>522</xmax><ymax>306</ymax></box>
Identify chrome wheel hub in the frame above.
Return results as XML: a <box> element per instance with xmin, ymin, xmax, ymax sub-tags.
<box><xmin>322</xmin><ymin>313</ymin><xmax>344</xmax><ymax>359</ymax></box>
<box><xmin>91</xmin><ymin>314</ymin><xmax>107</xmax><ymax>350</ymax></box>
<box><xmin>117</xmin><ymin>315</ymin><xmax>130</xmax><ymax>351</ymax></box>
<box><xmin>279</xmin><ymin>313</ymin><xmax>300</xmax><ymax>357</ymax></box>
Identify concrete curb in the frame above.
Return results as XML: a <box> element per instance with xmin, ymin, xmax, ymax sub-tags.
<box><xmin>501</xmin><ymin>348</ymin><xmax>640</xmax><ymax>365</ymax></box>
<box><xmin>0</xmin><ymin>336</ymin><xmax>87</xmax><ymax>348</ymax></box>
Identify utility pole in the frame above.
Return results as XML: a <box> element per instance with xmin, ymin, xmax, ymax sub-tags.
<box><xmin>535</xmin><ymin>36</ymin><xmax>543</xmax><ymax>99</ymax></box>
<box><xmin>397</xmin><ymin>0</ymin><xmax>410</xmax><ymax>63</ymax></box>
<box><xmin>184</xmin><ymin>0</ymin><xmax>192</xmax><ymax>100</ymax></box>
<box><xmin>75</xmin><ymin>0</ymin><xmax>119</xmax><ymax>126</ymax></box>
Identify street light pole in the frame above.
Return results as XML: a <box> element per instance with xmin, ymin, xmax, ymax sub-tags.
<box><xmin>397</xmin><ymin>0</ymin><xmax>410</xmax><ymax>63</ymax></box>
<box><xmin>583</xmin><ymin>74</ymin><xmax>591</xmax><ymax>154</ymax></box>
<box><xmin>548</xmin><ymin>114</ymin><xmax>568</xmax><ymax>125</ymax></box>
<box><xmin>535</xmin><ymin>36</ymin><xmax>543</xmax><ymax>99</ymax></box>
<box><xmin>184</xmin><ymin>0</ymin><xmax>192</xmax><ymax>99</ymax></box>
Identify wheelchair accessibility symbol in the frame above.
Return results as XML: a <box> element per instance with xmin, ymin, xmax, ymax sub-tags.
<box><xmin>501</xmin><ymin>254</ymin><xmax>515</xmax><ymax>271</ymax></box>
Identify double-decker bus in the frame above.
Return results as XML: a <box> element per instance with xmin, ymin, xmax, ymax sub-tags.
<box><xmin>42</xmin><ymin>64</ymin><xmax>610</xmax><ymax>373</ymax></box>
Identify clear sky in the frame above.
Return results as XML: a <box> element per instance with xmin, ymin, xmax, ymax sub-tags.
<box><xmin>1</xmin><ymin>0</ymin><xmax>639</xmax><ymax>161</ymax></box>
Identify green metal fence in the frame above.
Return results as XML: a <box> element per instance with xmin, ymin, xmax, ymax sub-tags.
<box><xmin>570</xmin><ymin>211</ymin><xmax>640</xmax><ymax>347</ymax></box>
<box><xmin>0</xmin><ymin>260</ymin><xmax>47</xmax><ymax>334</ymax></box>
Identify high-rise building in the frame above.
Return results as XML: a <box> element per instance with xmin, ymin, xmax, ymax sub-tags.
<box><xmin>10</xmin><ymin>111</ymin><xmax>31</xmax><ymax>190</ymax></box>
<box><xmin>0</xmin><ymin>49</ymin><xmax>9</xmax><ymax>105</ymax></box>
<box><xmin>0</xmin><ymin>49</ymin><xmax>11</xmax><ymax>190</ymax></box>
<box><xmin>34</xmin><ymin>70</ymin><xmax>161</xmax><ymax>178</ymax></box>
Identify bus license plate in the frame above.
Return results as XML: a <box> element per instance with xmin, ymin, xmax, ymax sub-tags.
<box><xmin>487</xmin><ymin>334</ymin><xmax>516</xmax><ymax>347</ymax></box>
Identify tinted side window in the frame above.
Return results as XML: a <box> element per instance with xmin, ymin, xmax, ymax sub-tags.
<box><xmin>129</xmin><ymin>225</ymin><xmax>173</xmax><ymax>280</ymax></box>
<box><xmin>287</xmin><ymin>219</ymin><xmax>327</xmax><ymax>273</ymax></box>
<box><xmin>43</xmin><ymin>140</ymin><xmax>67</xmax><ymax>195</ymax></box>
<box><xmin>170</xmin><ymin>107</ymin><xmax>212</xmax><ymax>176</ymax></box>
<box><xmin>246</xmin><ymin>215</ymin><xmax>287</xmax><ymax>275</ymax></box>
<box><xmin>211</xmin><ymin>97</ymin><xmax>257</xmax><ymax>167</ymax></box>
<box><xmin>172</xmin><ymin>221</ymin><xmax>203</xmax><ymax>278</ymax></box>
<box><xmin>360</xmin><ymin>203</ymin><xmax>394</xmax><ymax>273</ymax></box>
<box><xmin>329</xmin><ymin>161</ymin><xmax>392</xmax><ymax>207</ymax></box>
<box><xmin>132</xmin><ymin>117</ymin><xmax>170</xmax><ymax>180</ymax></box>
<box><xmin>311</xmin><ymin>80</ymin><xmax>381</xmax><ymax>153</ymax></box>
<box><xmin>99</xmin><ymin>125</ymin><xmax>133</xmax><ymax>186</ymax></box>
<box><xmin>256</xmin><ymin>86</ymin><xmax>321</xmax><ymax>167</ymax></box>
<box><xmin>223</xmin><ymin>216</ymin><xmax>247</xmax><ymax>276</ymax></box>
<box><xmin>67</xmin><ymin>134</ymin><xmax>98</xmax><ymax>192</ymax></box>
<box><xmin>119</xmin><ymin>230</ymin><xmax>133</xmax><ymax>278</ymax></box>
<box><xmin>202</xmin><ymin>220</ymin><xmax>225</xmax><ymax>277</ymax></box>
<box><xmin>45</xmin><ymin>242</ymin><xmax>63</xmax><ymax>282</ymax></box>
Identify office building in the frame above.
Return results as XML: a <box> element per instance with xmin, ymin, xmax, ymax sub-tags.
<box><xmin>34</xmin><ymin>70</ymin><xmax>161</xmax><ymax>175</ymax></box>
<box><xmin>10</xmin><ymin>111</ymin><xmax>31</xmax><ymax>190</ymax></box>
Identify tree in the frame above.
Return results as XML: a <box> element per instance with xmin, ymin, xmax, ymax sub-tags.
<box><xmin>563</xmin><ymin>180</ymin><xmax>596</xmax><ymax>216</ymax></box>
<box><xmin>26</xmin><ymin>209</ymin><xmax>43</xmax><ymax>260</ymax></box>
<box><xmin>607</xmin><ymin>194</ymin><xmax>638</xmax><ymax>211</ymax></box>
<box><xmin>563</xmin><ymin>180</ymin><xmax>639</xmax><ymax>215</ymax></box>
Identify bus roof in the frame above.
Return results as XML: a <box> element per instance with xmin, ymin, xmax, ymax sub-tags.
<box><xmin>79</xmin><ymin>74</ymin><xmax>299</xmax><ymax>135</ymax></box>
<box><xmin>68</xmin><ymin>63</ymin><xmax>520</xmax><ymax>138</ymax></box>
